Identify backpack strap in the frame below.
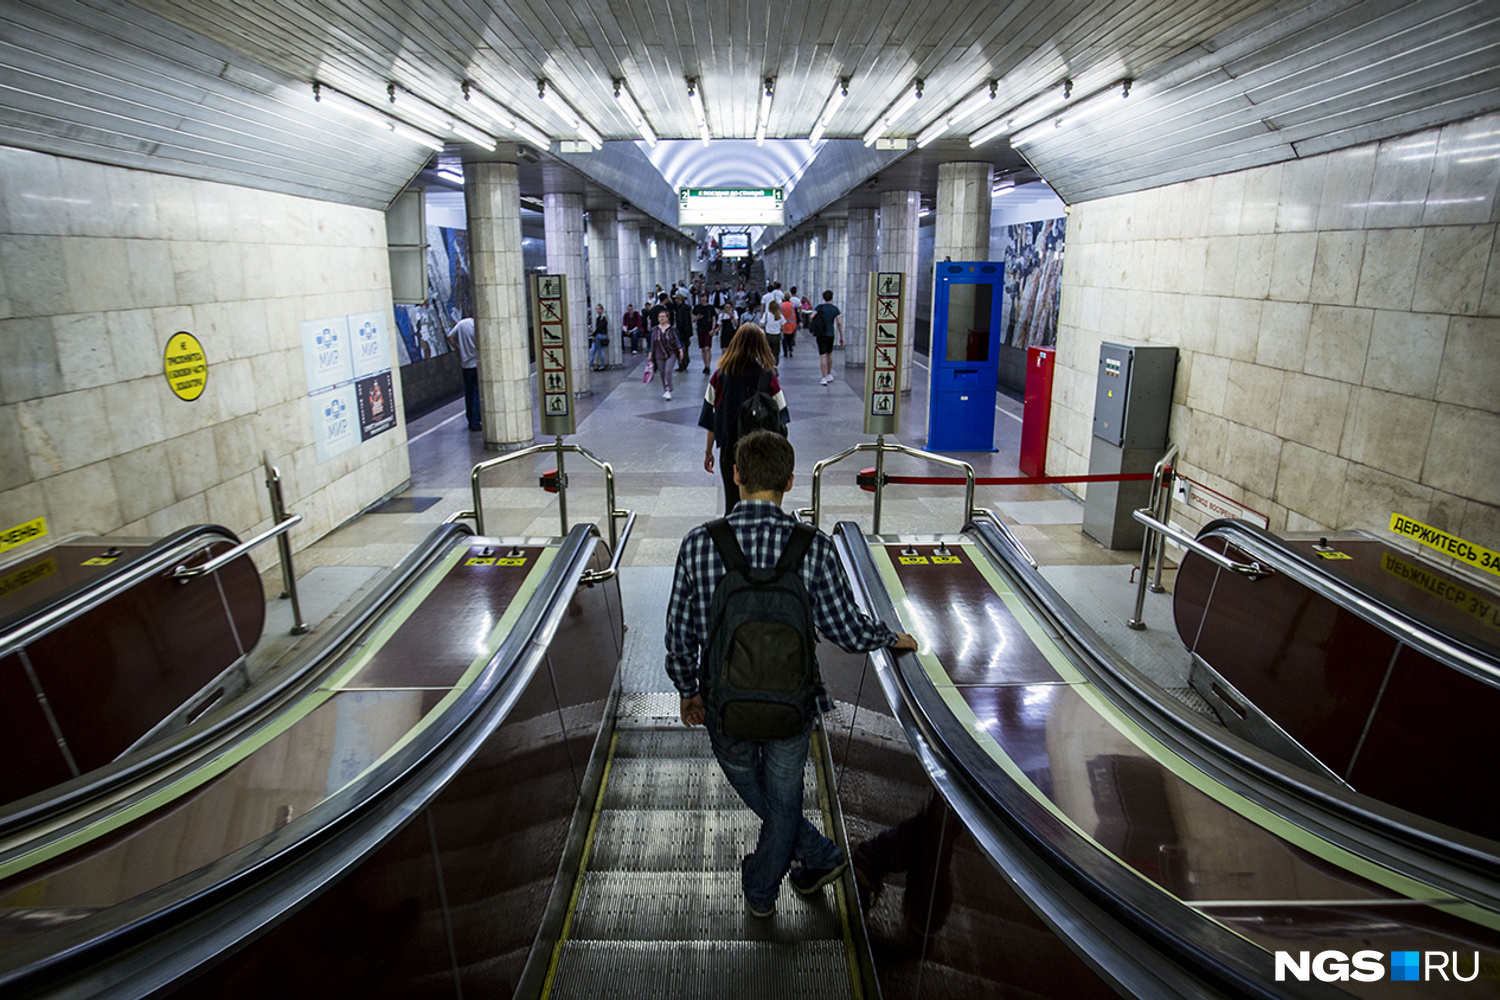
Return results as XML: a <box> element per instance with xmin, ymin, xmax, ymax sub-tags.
<box><xmin>705</xmin><ymin>518</ymin><xmax>748</xmax><ymax>574</ymax></box>
<box><xmin>756</xmin><ymin>368</ymin><xmax>772</xmax><ymax>395</ymax></box>
<box><xmin>774</xmin><ymin>522</ymin><xmax>817</xmax><ymax>577</ymax></box>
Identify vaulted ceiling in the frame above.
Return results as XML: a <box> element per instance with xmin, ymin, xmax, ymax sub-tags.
<box><xmin>1</xmin><ymin>0</ymin><xmax>1496</xmax><ymax>235</ymax></box>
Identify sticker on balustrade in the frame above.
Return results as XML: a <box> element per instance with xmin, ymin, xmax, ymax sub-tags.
<box><xmin>1389</xmin><ymin>514</ymin><xmax>1500</xmax><ymax>577</ymax></box>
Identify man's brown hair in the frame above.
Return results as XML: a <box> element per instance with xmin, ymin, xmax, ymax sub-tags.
<box><xmin>734</xmin><ymin>430</ymin><xmax>794</xmax><ymax>494</ymax></box>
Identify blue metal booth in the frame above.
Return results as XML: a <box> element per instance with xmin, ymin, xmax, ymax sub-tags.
<box><xmin>926</xmin><ymin>261</ymin><xmax>1004</xmax><ymax>452</ymax></box>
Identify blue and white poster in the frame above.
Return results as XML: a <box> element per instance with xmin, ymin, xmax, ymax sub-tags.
<box><xmin>310</xmin><ymin>383</ymin><xmax>359</xmax><ymax>462</ymax></box>
<box><xmin>302</xmin><ymin>316</ymin><xmax>354</xmax><ymax>392</ymax></box>
<box><xmin>348</xmin><ymin>310</ymin><xmax>391</xmax><ymax>378</ymax></box>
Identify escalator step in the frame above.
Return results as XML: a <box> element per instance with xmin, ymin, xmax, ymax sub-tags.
<box><xmin>588</xmin><ymin>808</ymin><xmax>822</xmax><ymax>872</ymax></box>
<box><xmin>612</xmin><ymin>728</ymin><xmax>717</xmax><ymax>759</ymax></box>
<box><xmin>549</xmin><ymin>940</ymin><xmax>853</xmax><ymax>999</ymax></box>
<box><xmin>603</xmin><ymin>757</ymin><xmax>818</xmax><ymax>811</ymax></box>
<box><xmin>567</xmin><ymin>871</ymin><xmax>843</xmax><ymax>941</ymax></box>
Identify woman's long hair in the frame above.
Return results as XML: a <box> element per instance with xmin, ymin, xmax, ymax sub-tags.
<box><xmin>717</xmin><ymin>323</ymin><xmax>776</xmax><ymax>376</ymax></box>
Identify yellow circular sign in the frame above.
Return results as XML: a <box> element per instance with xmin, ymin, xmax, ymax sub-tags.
<box><xmin>163</xmin><ymin>331</ymin><xmax>208</xmax><ymax>402</ymax></box>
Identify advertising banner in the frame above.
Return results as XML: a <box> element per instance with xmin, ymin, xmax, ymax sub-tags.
<box><xmin>302</xmin><ymin>311</ymin><xmax>397</xmax><ymax>461</ymax></box>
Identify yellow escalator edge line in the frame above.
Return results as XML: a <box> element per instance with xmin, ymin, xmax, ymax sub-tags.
<box><xmin>540</xmin><ymin>729</ymin><xmax>619</xmax><ymax>999</ymax></box>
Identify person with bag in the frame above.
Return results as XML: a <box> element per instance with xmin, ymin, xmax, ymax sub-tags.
<box><xmin>649</xmin><ymin>306</ymin><xmax>683</xmax><ymax>400</ymax></box>
<box><xmin>810</xmin><ymin>290</ymin><xmax>844</xmax><ymax>385</ymax></box>
<box><xmin>589</xmin><ymin>303</ymin><xmax>609</xmax><ymax>370</ymax></box>
<box><xmin>699</xmin><ymin>324</ymin><xmax>787</xmax><ymax>513</ymax></box>
<box><xmin>665</xmin><ymin>430</ymin><xmax>918</xmax><ymax>919</ymax></box>
<box><xmin>757</xmin><ymin>300</ymin><xmax>782</xmax><ymax>360</ymax></box>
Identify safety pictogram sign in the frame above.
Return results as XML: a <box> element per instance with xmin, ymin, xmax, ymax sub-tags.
<box><xmin>864</xmin><ymin>272</ymin><xmax>905</xmax><ymax>434</ymax></box>
<box><xmin>532</xmin><ymin>273</ymin><xmax>575</xmax><ymax>436</ymax></box>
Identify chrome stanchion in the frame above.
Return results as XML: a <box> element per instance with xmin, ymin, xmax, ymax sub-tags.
<box><xmin>262</xmin><ymin>453</ymin><xmax>309</xmax><ymax>635</ymax></box>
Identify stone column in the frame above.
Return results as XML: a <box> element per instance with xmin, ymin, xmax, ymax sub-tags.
<box><xmin>844</xmin><ymin>207</ymin><xmax>877</xmax><ymax>368</ymax></box>
<box><xmin>618</xmin><ymin>219</ymin><xmax>640</xmax><ymax>341</ymax></box>
<box><xmin>587</xmin><ymin>207</ymin><xmax>620</xmax><ymax>367</ymax></box>
<box><xmin>878</xmin><ymin>191</ymin><xmax>921</xmax><ymax>392</ymax></box>
<box><xmin>544</xmin><ymin>192</ymin><xmax>589</xmax><ymax>395</ymax></box>
<box><xmin>826</xmin><ymin>219</ymin><xmax>848</xmax><ymax>319</ymax></box>
<box><xmin>934</xmin><ymin>162</ymin><xmax>993</xmax><ymax>263</ymax></box>
<box><xmin>465</xmin><ymin>161</ymin><xmax>534</xmax><ymax>449</ymax></box>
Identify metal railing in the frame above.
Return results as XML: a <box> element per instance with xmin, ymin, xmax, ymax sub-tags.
<box><xmin>797</xmin><ymin>435</ymin><xmax>980</xmax><ymax>533</ymax></box>
<box><xmin>262</xmin><ymin>453</ymin><xmax>308</xmax><ymax>634</ymax></box>
<box><xmin>454</xmin><ymin>436</ymin><xmax>629</xmax><ymax>553</ymax></box>
<box><xmin>171</xmin><ymin>515</ymin><xmax>302</xmax><ymax>582</ymax></box>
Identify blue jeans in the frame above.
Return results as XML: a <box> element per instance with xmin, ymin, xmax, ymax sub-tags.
<box><xmin>705</xmin><ymin>715</ymin><xmax>843</xmax><ymax>911</ymax></box>
<box><xmin>589</xmin><ymin>338</ymin><xmax>606</xmax><ymax>368</ymax></box>
<box><xmin>460</xmin><ymin>365</ymin><xmax>481</xmax><ymax>430</ymax></box>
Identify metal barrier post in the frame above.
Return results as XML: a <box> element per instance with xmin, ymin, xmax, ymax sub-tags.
<box><xmin>872</xmin><ymin>434</ymin><xmax>887</xmax><ymax>535</ymax></box>
<box><xmin>555</xmin><ymin>436</ymin><xmax>569</xmax><ymax>537</ymax></box>
<box><xmin>1127</xmin><ymin>444</ymin><xmax>1176</xmax><ymax>630</ymax></box>
<box><xmin>262</xmin><ymin>453</ymin><xmax>309</xmax><ymax>635</ymax></box>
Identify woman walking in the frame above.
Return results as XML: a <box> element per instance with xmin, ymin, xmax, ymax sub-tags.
<box><xmin>699</xmin><ymin>324</ymin><xmax>788</xmax><ymax>513</ymax></box>
<box><xmin>650</xmin><ymin>307</ymin><xmax>683</xmax><ymax>400</ymax></box>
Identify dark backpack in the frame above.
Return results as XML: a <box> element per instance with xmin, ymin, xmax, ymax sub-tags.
<box><xmin>736</xmin><ymin>369</ymin><xmax>785</xmax><ymax>438</ymax></box>
<box><xmin>701</xmin><ymin>519</ymin><xmax>820</xmax><ymax>740</ymax></box>
<box><xmin>808</xmin><ymin>308</ymin><xmax>826</xmax><ymax>335</ymax></box>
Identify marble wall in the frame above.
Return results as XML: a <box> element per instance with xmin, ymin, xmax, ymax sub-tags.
<box><xmin>0</xmin><ymin>146</ymin><xmax>411</xmax><ymax>563</ymax></box>
<box><xmin>1053</xmin><ymin>112</ymin><xmax>1500</xmax><ymax>554</ymax></box>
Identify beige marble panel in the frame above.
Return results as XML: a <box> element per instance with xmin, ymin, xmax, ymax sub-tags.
<box><xmin>1354</xmin><ymin>227</ymin><xmax>1422</xmax><ymax>310</ymax></box>
<box><xmin>206</xmin><ymin>470</ymin><xmax>263</xmax><ymax>533</ymax></box>
<box><xmin>103</xmin><ymin>378</ymin><xmax>166</xmax><ymax>454</ymax></box>
<box><xmin>62</xmin><ymin>237</ymin><xmax>132</xmax><ymax>314</ymax></box>
<box><xmin>1223</xmin><ymin>421</ymin><xmax>1282</xmax><ymax>498</ymax></box>
<box><xmin>1207</xmin><ymin>172</ymin><xmax>1245</xmax><ymax>236</ymax></box>
<box><xmin>1435</xmin><ymin>315</ymin><xmax>1500</xmax><ymax>410</ymax></box>
<box><xmin>144</xmin><ymin>491</ymin><xmax>209</xmax><ymax>537</ymax></box>
<box><xmin>1215</xmin><ymin>298</ymin><xmax>1263</xmax><ymax>362</ymax></box>
<box><xmin>1423</xmin><ymin>403</ymin><xmax>1500</xmax><ymax>506</ymax></box>
<box><xmin>1181</xmin><ymin>295</ymin><xmax>1221</xmax><ymax>357</ymax></box>
<box><xmin>107</xmin><ymin>308</ymin><xmax>162</xmax><ymax>381</ymax></box>
<box><xmin>1317</xmin><ymin>147</ymin><xmax>1377</xmax><ymax>231</ymax></box>
<box><xmin>1186</xmin><ymin>354</ymin><xmax>1230</xmax><ymax>416</ymax></box>
<box><xmin>1222</xmin><ymin>361</ymin><xmax>1283</xmax><ymax>433</ymax></box>
<box><xmin>1364</xmin><ymin>310</ymin><xmax>1448</xmax><ymax>398</ymax></box>
<box><xmin>1233</xmin><ymin>234</ymin><xmax>1275</xmax><ymax>299</ymax></box>
<box><xmin>126</xmin><ymin>240</ymin><xmax>176</xmax><ymax>309</ymax></box>
<box><xmin>151</xmin><ymin>174</ymin><xmax>199</xmax><ymax>241</ymax></box>
<box><xmin>0</xmin><ymin>483</ymin><xmax>46</xmax><ymax>543</ymax></box>
<box><xmin>1275</xmin><ymin>372</ymin><xmax>1350</xmax><ymax>455</ymax></box>
<box><xmin>1269</xmin><ymin>232</ymin><xmax>1316</xmax><ymax>302</ymax></box>
<box><xmin>1255</xmin><ymin>300</ymin><xmax>1312</xmax><ymax>371</ymax></box>
<box><xmin>1309</xmin><ymin>231</ymin><xmax>1365</xmax><ymax>306</ymax></box>
<box><xmin>111</xmin><ymin>443</ymin><xmax>174</xmax><ymax>523</ymax></box>
<box><xmin>0</xmin><ymin>406</ymin><xmax>30</xmax><ymax>491</ymax></box>
<box><xmin>1</xmin><ymin>317</ymin><xmax>63</xmax><ymax>404</ymax></box>
<box><xmin>19</xmin><ymin>389</ymin><xmax>112</xmax><ymax>477</ymax></box>
<box><xmin>0</xmin><ymin>147</ymin><xmax>64</xmax><ymax>236</ymax></box>
<box><xmin>1483</xmin><ymin>239</ymin><xmax>1500</xmax><ymax>317</ymax></box>
<box><xmin>42</xmin><ymin>460</ymin><xmax>121</xmax><ymax>535</ymax></box>
<box><xmin>1423</xmin><ymin>115</ymin><xmax>1500</xmax><ymax>227</ymax></box>
<box><xmin>56</xmin><ymin>158</ymin><xmax>115</xmax><ymax>237</ymax></box>
<box><xmin>1304</xmin><ymin>304</ymin><xmax>1373</xmax><ymax>383</ymax></box>
<box><xmin>0</xmin><ymin>233</ymin><xmax>69</xmax><ymax>318</ymax></box>
<box><xmin>53</xmin><ymin>311</ymin><xmax>116</xmax><ymax>391</ymax></box>
<box><xmin>1412</xmin><ymin>224</ymin><xmax>1493</xmax><ymax>315</ymax></box>
<box><xmin>1241</xmin><ymin>163</ymin><xmax>1283</xmax><ymax>234</ymax></box>
<box><xmin>1457</xmin><ymin>498</ymin><xmax>1500</xmax><ymax>556</ymax></box>
<box><xmin>1201</xmin><ymin>236</ymin><xmax>1239</xmax><ymax>297</ymax></box>
<box><xmin>1276</xmin><ymin>158</ymin><xmax>1326</xmax><ymax>233</ymax></box>
<box><xmin>1275</xmin><ymin>440</ymin><xmax>1346</xmax><ymax>527</ymax></box>
<box><xmin>166</xmin><ymin>425</ymin><xmax>222</xmax><ymax>502</ymax></box>
<box><xmin>1366</xmin><ymin>132</ymin><xmax>1436</xmax><ymax>229</ymax></box>
<box><xmin>1342</xmin><ymin>387</ymin><xmax>1436</xmax><ymax>478</ymax></box>
<box><xmin>1338</xmin><ymin>462</ymin><xmax>1434</xmax><ymax>533</ymax></box>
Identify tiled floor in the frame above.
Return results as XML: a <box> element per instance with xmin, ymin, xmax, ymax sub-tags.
<box><xmin>261</xmin><ymin>346</ymin><xmax>1185</xmax><ymax>687</ymax></box>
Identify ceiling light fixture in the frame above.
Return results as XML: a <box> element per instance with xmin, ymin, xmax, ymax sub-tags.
<box><xmin>863</xmin><ymin>79</ymin><xmax>922</xmax><ymax>147</ymax></box>
<box><xmin>385</xmin><ymin>83</ymin><xmax>498</xmax><ymax>149</ymax></box>
<box><xmin>536</xmin><ymin>78</ymin><xmax>604</xmax><ymax>149</ymax></box>
<box><xmin>808</xmin><ymin>77</ymin><xmax>849</xmax><ymax>144</ymax></box>
<box><xmin>1010</xmin><ymin>79</ymin><xmax>1130</xmax><ymax>147</ymax></box>
<box><xmin>967</xmin><ymin>79</ymin><xmax>1073</xmax><ymax>148</ymax></box>
<box><xmin>917</xmin><ymin>79</ymin><xmax>997</xmax><ymax>148</ymax></box>
<box><xmin>613</xmin><ymin>79</ymin><xmax>657</xmax><ymax>146</ymax></box>
<box><xmin>756</xmin><ymin>77</ymin><xmax>775</xmax><ymax>146</ymax></box>
<box><xmin>687</xmin><ymin>77</ymin><xmax>709</xmax><ymax>146</ymax></box>
<box><xmin>461</xmin><ymin>82</ymin><xmax>551</xmax><ymax>149</ymax></box>
<box><xmin>313</xmin><ymin>83</ymin><xmax>445</xmax><ymax>150</ymax></box>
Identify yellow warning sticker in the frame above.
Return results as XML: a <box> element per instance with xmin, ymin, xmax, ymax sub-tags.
<box><xmin>0</xmin><ymin>516</ymin><xmax>47</xmax><ymax>554</ymax></box>
<box><xmin>81</xmin><ymin>557</ymin><xmax>118</xmax><ymax>566</ymax></box>
<box><xmin>898</xmin><ymin>556</ymin><xmax>929</xmax><ymax>565</ymax></box>
<box><xmin>163</xmin><ymin>331</ymin><xmax>208</xmax><ymax>402</ymax></box>
<box><xmin>465</xmin><ymin>557</ymin><xmax>496</xmax><ymax>566</ymax></box>
<box><xmin>1381</xmin><ymin>552</ymin><xmax>1500</xmax><ymax>633</ymax></box>
<box><xmin>931</xmin><ymin>555</ymin><xmax>962</xmax><ymax>564</ymax></box>
<box><xmin>1315</xmin><ymin>550</ymin><xmax>1352</xmax><ymax>560</ymax></box>
<box><xmin>497</xmin><ymin>557</ymin><xmax>527</xmax><ymax>566</ymax></box>
<box><xmin>1388</xmin><ymin>514</ymin><xmax>1500</xmax><ymax>578</ymax></box>
<box><xmin>0</xmin><ymin>557</ymin><xmax>56</xmax><ymax>600</ymax></box>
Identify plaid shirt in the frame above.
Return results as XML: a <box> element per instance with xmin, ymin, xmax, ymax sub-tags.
<box><xmin>665</xmin><ymin>500</ymin><xmax>898</xmax><ymax>711</ymax></box>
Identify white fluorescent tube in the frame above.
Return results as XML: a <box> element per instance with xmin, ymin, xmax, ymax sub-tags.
<box><xmin>462</xmin><ymin>83</ymin><xmax>553</xmax><ymax>148</ymax></box>
<box><xmin>387</xmin><ymin>84</ymin><xmax>449</xmax><ymax>131</ymax></box>
<box><xmin>809</xmin><ymin>78</ymin><xmax>848</xmax><ymax>144</ymax></box>
<box><xmin>863</xmin><ymin>80</ymin><xmax>921</xmax><ymax>146</ymax></box>
<box><xmin>314</xmin><ymin>83</ymin><xmax>445</xmax><ymax>148</ymax></box>
<box><xmin>614</xmin><ymin>80</ymin><xmax>656</xmax><ymax>146</ymax></box>
<box><xmin>451</xmin><ymin>120</ymin><xmax>497</xmax><ymax>149</ymax></box>
<box><xmin>916</xmin><ymin>119</ymin><xmax>949</xmax><ymax>148</ymax></box>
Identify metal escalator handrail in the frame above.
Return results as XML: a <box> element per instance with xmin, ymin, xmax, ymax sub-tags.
<box><xmin>966</xmin><ymin>517</ymin><xmax>1500</xmax><ymax>897</ymax></box>
<box><xmin>0</xmin><ymin>523</ymin><xmax>602</xmax><ymax>1000</ymax></box>
<box><xmin>0</xmin><ymin>524</ymin><xmax>244</xmax><ymax>659</ymax></box>
<box><xmin>830</xmin><ymin>523</ymin><xmax>1324</xmax><ymax>1000</ymax></box>
<box><xmin>0</xmin><ymin>522</ymin><xmax>474</xmax><ymax>840</ymax></box>
<box><xmin>168</xmin><ymin>514</ymin><xmax>301</xmax><ymax>581</ymax></box>
<box><xmin>1131</xmin><ymin>510</ymin><xmax>1270</xmax><ymax>578</ymax></box>
<box><xmin>1191</xmin><ymin>518</ymin><xmax>1500</xmax><ymax>689</ymax></box>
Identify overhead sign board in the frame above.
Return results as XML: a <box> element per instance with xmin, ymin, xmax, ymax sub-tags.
<box><xmin>679</xmin><ymin>188</ymin><xmax>784</xmax><ymax>226</ymax></box>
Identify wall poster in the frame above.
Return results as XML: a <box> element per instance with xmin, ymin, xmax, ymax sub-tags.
<box><xmin>998</xmin><ymin>216</ymin><xmax>1066</xmax><ymax>350</ymax></box>
<box><xmin>302</xmin><ymin>311</ymin><xmax>397</xmax><ymax>461</ymax></box>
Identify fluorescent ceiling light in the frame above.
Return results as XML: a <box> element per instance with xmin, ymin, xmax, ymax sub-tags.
<box><xmin>314</xmin><ymin>83</ymin><xmax>445</xmax><ymax>149</ymax></box>
<box><xmin>386</xmin><ymin>84</ymin><xmax>449</xmax><ymax>131</ymax></box>
<box><xmin>808</xmin><ymin>77</ymin><xmax>849</xmax><ymax>144</ymax></box>
<box><xmin>536</xmin><ymin>78</ymin><xmax>603</xmax><ymax>149</ymax></box>
<box><xmin>863</xmin><ymin>80</ymin><xmax>922</xmax><ymax>147</ymax></box>
<box><xmin>461</xmin><ymin>82</ymin><xmax>552</xmax><ymax>149</ymax></box>
<box><xmin>967</xmin><ymin>79</ymin><xmax>1073</xmax><ymax>148</ymax></box>
<box><xmin>614</xmin><ymin>79</ymin><xmax>656</xmax><ymax>146</ymax></box>
<box><xmin>1011</xmin><ymin>80</ymin><xmax>1130</xmax><ymax>146</ymax></box>
<box><xmin>756</xmin><ymin>77</ymin><xmax>775</xmax><ymax>146</ymax></box>
<box><xmin>917</xmin><ymin>80</ymin><xmax>997</xmax><ymax>148</ymax></box>
<box><xmin>450</xmin><ymin>120</ymin><xmax>497</xmax><ymax>150</ymax></box>
<box><xmin>438</xmin><ymin>168</ymin><xmax>464</xmax><ymax>185</ymax></box>
<box><xmin>687</xmin><ymin>77</ymin><xmax>709</xmax><ymax>145</ymax></box>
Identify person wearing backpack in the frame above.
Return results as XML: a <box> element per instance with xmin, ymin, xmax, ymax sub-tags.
<box><xmin>811</xmin><ymin>290</ymin><xmax>844</xmax><ymax>385</ymax></box>
<box><xmin>665</xmin><ymin>430</ymin><xmax>919</xmax><ymax>919</ymax></box>
<box><xmin>699</xmin><ymin>324</ymin><xmax>787</xmax><ymax>513</ymax></box>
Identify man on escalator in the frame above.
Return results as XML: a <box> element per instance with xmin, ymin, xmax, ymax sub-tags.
<box><xmin>665</xmin><ymin>430</ymin><xmax>919</xmax><ymax>918</ymax></box>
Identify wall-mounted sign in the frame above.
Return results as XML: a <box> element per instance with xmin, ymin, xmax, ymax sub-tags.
<box><xmin>531</xmin><ymin>274</ymin><xmax>575</xmax><ymax>436</ymax></box>
<box><xmin>302</xmin><ymin>312</ymin><xmax>397</xmax><ymax>461</ymax></box>
<box><xmin>864</xmin><ymin>272</ymin><xmax>905</xmax><ymax>435</ymax></box>
<box><xmin>163</xmin><ymin>332</ymin><xmax>208</xmax><ymax>401</ymax></box>
<box><xmin>679</xmin><ymin>188</ymin><xmax>784</xmax><ymax>226</ymax></box>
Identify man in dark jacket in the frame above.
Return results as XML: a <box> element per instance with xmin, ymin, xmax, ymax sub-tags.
<box><xmin>673</xmin><ymin>294</ymin><xmax>694</xmax><ymax>371</ymax></box>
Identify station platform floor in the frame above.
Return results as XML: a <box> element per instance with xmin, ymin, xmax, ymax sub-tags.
<box><xmin>255</xmin><ymin>344</ymin><xmax>1197</xmax><ymax>708</ymax></box>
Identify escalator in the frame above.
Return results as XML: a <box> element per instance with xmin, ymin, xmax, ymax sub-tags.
<box><xmin>827</xmin><ymin>518</ymin><xmax>1500</xmax><ymax>998</ymax></box>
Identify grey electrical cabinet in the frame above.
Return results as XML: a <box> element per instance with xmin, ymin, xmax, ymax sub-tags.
<box><xmin>1083</xmin><ymin>342</ymin><xmax>1177</xmax><ymax>549</ymax></box>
